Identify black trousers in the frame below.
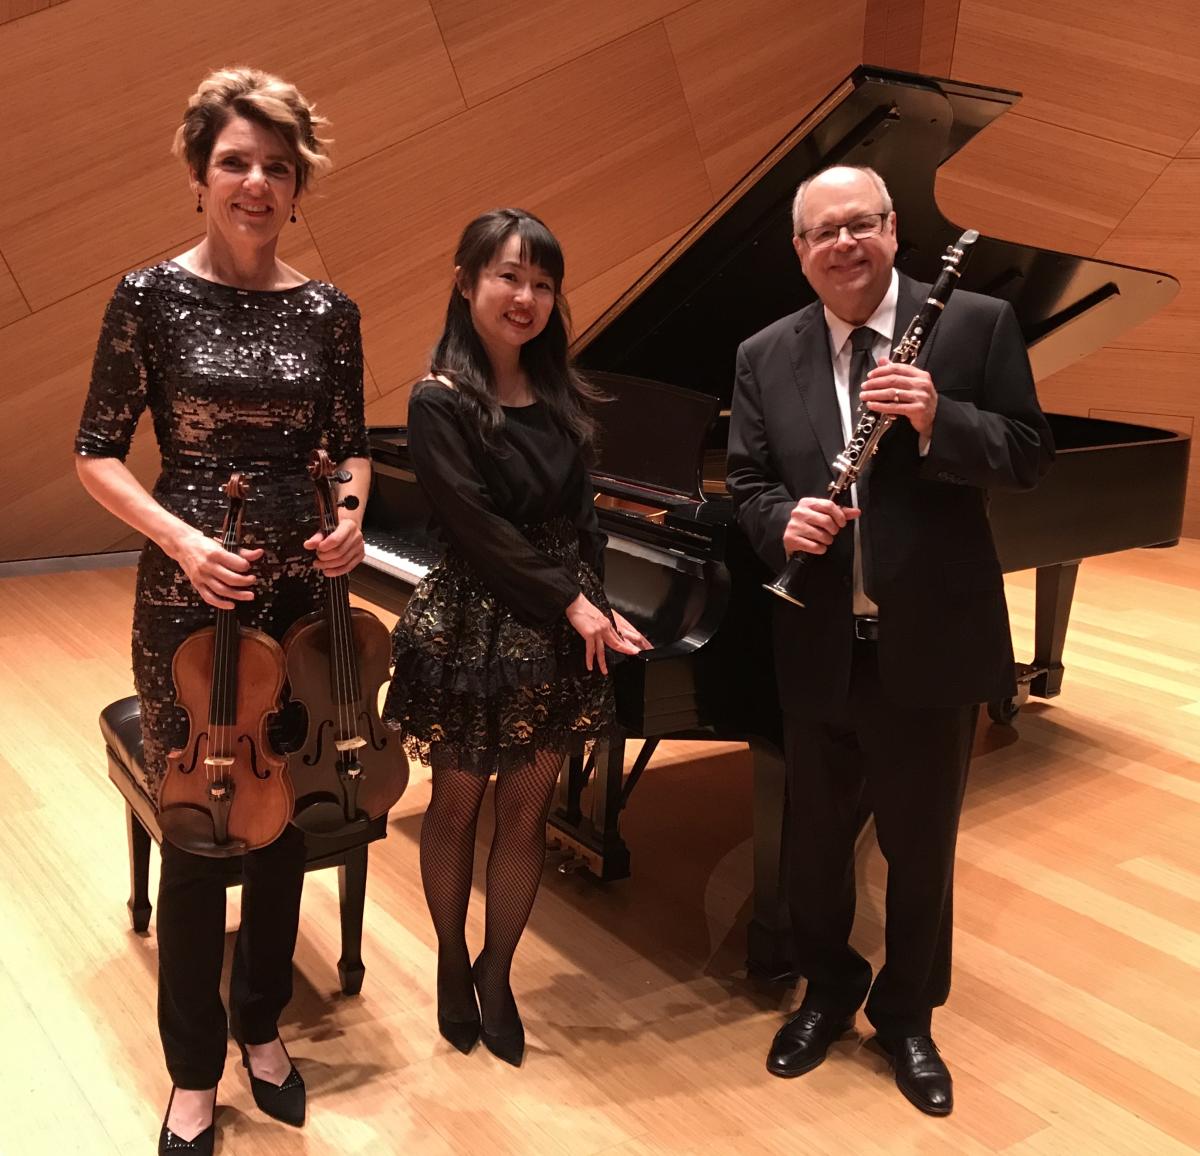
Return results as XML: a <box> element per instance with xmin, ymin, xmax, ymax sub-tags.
<box><xmin>157</xmin><ymin>824</ymin><xmax>306</xmax><ymax>1089</ymax></box>
<box><xmin>783</xmin><ymin>638</ymin><xmax>977</xmax><ymax>1040</ymax></box>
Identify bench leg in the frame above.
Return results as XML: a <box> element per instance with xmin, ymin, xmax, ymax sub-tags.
<box><xmin>126</xmin><ymin>804</ymin><xmax>153</xmax><ymax>933</ymax></box>
<box><xmin>337</xmin><ymin>844</ymin><xmax>368</xmax><ymax>996</ymax></box>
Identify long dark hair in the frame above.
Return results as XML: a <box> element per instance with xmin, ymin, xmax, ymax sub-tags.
<box><xmin>425</xmin><ymin>208</ymin><xmax>603</xmax><ymax>456</ymax></box>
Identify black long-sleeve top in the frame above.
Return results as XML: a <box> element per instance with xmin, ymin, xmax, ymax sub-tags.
<box><xmin>407</xmin><ymin>382</ymin><xmax>606</xmax><ymax>627</ymax></box>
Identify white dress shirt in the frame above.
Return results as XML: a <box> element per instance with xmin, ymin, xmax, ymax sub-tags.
<box><xmin>822</xmin><ymin>269</ymin><xmax>899</xmax><ymax>617</ymax></box>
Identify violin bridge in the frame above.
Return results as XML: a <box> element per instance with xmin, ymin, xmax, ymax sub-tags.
<box><xmin>203</xmin><ymin>755</ymin><xmax>236</xmax><ymax>767</ymax></box>
<box><xmin>335</xmin><ymin>736</ymin><xmax>368</xmax><ymax>752</ymax></box>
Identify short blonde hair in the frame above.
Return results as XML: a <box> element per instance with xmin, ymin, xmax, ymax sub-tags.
<box><xmin>173</xmin><ymin>67</ymin><xmax>331</xmax><ymax>194</ymax></box>
<box><xmin>792</xmin><ymin>165</ymin><xmax>892</xmax><ymax>236</ymax></box>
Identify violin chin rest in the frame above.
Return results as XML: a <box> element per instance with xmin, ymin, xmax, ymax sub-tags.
<box><xmin>159</xmin><ymin>804</ymin><xmax>249</xmax><ymax>859</ymax></box>
<box><xmin>292</xmin><ymin>796</ymin><xmax>371</xmax><ymax>838</ymax></box>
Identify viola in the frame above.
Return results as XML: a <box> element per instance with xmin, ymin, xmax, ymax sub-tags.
<box><xmin>158</xmin><ymin>474</ymin><xmax>293</xmax><ymax>857</ymax></box>
<box><xmin>282</xmin><ymin>449</ymin><xmax>408</xmax><ymax>834</ymax></box>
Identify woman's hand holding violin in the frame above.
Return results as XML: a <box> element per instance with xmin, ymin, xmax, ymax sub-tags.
<box><xmin>171</xmin><ymin>526</ymin><xmax>261</xmax><ymax>609</ymax></box>
<box><xmin>303</xmin><ymin>517</ymin><xmax>365</xmax><ymax>577</ymax></box>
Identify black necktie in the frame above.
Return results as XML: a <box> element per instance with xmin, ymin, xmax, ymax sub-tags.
<box><xmin>847</xmin><ymin>326</ymin><xmax>877</xmax><ymax>599</ymax></box>
<box><xmin>847</xmin><ymin>326</ymin><xmax>877</xmax><ymax>421</ymax></box>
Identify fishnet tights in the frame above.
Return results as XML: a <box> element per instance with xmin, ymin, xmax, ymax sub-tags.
<box><xmin>420</xmin><ymin>748</ymin><xmax>563</xmax><ymax>1033</ymax></box>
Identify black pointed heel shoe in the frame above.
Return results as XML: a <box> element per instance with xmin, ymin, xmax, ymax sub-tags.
<box><xmin>438</xmin><ymin>1005</ymin><xmax>481</xmax><ymax>1054</ymax></box>
<box><xmin>158</xmin><ymin>1087</ymin><xmax>216</xmax><ymax>1155</ymax></box>
<box><xmin>238</xmin><ymin>1039</ymin><xmax>306</xmax><ymax>1127</ymax></box>
<box><xmin>436</xmin><ymin>952</ymin><xmax>482</xmax><ymax>1054</ymax></box>
<box><xmin>472</xmin><ymin>953</ymin><xmax>525</xmax><ymax>1067</ymax></box>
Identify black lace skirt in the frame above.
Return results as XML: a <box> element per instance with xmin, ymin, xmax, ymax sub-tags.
<box><xmin>381</xmin><ymin>517</ymin><xmax>616</xmax><ymax>776</ymax></box>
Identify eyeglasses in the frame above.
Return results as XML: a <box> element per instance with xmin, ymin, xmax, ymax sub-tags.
<box><xmin>798</xmin><ymin>212</ymin><xmax>889</xmax><ymax>250</ymax></box>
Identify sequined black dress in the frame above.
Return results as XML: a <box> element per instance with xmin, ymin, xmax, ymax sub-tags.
<box><xmin>381</xmin><ymin>382</ymin><xmax>615</xmax><ymax>775</ymax></box>
<box><xmin>75</xmin><ymin>262</ymin><xmax>370</xmax><ymax>799</ymax></box>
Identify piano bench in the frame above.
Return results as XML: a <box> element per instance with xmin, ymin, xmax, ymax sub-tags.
<box><xmin>99</xmin><ymin>695</ymin><xmax>388</xmax><ymax>996</ymax></box>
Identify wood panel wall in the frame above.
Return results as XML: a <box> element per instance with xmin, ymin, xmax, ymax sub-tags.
<box><xmin>935</xmin><ymin>0</ymin><xmax>1200</xmax><ymax>536</ymax></box>
<box><xmin>0</xmin><ymin>0</ymin><xmax>864</xmax><ymax>560</ymax></box>
<box><xmin>0</xmin><ymin>0</ymin><xmax>69</xmax><ymax>27</ymax></box>
<box><xmin>1</xmin><ymin>0</ymin><xmax>1198</xmax><ymax>560</ymax></box>
<box><xmin>864</xmin><ymin>0</ymin><xmax>961</xmax><ymax>75</ymax></box>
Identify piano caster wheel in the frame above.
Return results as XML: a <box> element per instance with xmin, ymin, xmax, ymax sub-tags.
<box><xmin>987</xmin><ymin>684</ymin><xmax>1029</xmax><ymax>726</ymax></box>
<box><xmin>987</xmin><ymin>698</ymin><xmax>1019</xmax><ymax>726</ymax></box>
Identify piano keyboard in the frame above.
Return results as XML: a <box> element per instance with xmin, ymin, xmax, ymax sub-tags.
<box><xmin>362</xmin><ymin>530</ymin><xmax>443</xmax><ymax>586</ymax></box>
<box><xmin>363</xmin><ymin>523</ymin><xmax>707</xmax><ymax>591</ymax></box>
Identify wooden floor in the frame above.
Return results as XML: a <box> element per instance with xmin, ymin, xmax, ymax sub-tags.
<box><xmin>1</xmin><ymin>544</ymin><xmax>1198</xmax><ymax>1155</ymax></box>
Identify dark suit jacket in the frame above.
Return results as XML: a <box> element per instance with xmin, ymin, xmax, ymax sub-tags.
<box><xmin>727</xmin><ymin>272</ymin><xmax>1054</xmax><ymax>712</ymax></box>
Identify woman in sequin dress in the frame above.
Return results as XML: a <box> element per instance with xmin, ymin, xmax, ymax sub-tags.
<box><xmin>74</xmin><ymin>69</ymin><xmax>369</xmax><ymax>1155</ymax></box>
<box><xmin>382</xmin><ymin>209</ymin><xmax>651</xmax><ymax>1067</ymax></box>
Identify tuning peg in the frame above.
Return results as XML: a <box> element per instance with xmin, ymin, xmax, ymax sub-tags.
<box><xmin>339</xmin><ymin>496</ymin><xmax>360</xmax><ymax>511</ymax></box>
<box><xmin>333</xmin><ymin>469</ymin><xmax>352</xmax><ymax>483</ymax></box>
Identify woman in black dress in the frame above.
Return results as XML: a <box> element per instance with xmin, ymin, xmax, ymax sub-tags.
<box><xmin>383</xmin><ymin>208</ymin><xmax>650</xmax><ymax>1067</ymax></box>
<box><xmin>75</xmin><ymin>68</ymin><xmax>370</xmax><ymax>1154</ymax></box>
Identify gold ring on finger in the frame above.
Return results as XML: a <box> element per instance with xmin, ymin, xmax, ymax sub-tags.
<box><xmin>892</xmin><ymin>388</ymin><xmax>900</xmax><ymax>402</ymax></box>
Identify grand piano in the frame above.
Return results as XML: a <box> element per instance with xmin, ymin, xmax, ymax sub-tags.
<box><xmin>356</xmin><ymin>67</ymin><xmax>1191</xmax><ymax>976</ymax></box>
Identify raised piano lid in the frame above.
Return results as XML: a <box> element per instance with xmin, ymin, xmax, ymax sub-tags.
<box><xmin>573</xmin><ymin>66</ymin><xmax>1179</xmax><ymax>396</ymax></box>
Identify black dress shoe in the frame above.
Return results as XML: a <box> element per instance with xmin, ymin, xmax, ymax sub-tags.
<box><xmin>875</xmin><ymin>1035</ymin><xmax>953</xmax><ymax>1116</ymax></box>
<box><xmin>238</xmin><ymin>1040</ymin><xmax>306</xmax><ymax>1127</ymax></box>
<box><xmin>158</xmin><ymin>1087</ymin><xmax>216</xmax><ymax>1155</ymax></box>
<box><xmin>766</xmin><ymin>1008</ymin><xmax>855</xmax><ymax>1078</ymax></box>
<box><xmin>473</xmin><ymin>953</ymin><xmax>524</xmax><ymax>1067</ymax></box>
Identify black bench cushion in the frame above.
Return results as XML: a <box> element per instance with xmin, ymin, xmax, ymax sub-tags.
<box><xmin>101</xmin><ymin>695</ymin><xmax>150</xmax><ymax>794</ymax></box>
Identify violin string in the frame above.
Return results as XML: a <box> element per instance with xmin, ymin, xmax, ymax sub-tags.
<box><xmin>336</xmin><ymin>572</ymin><xmax>356</xmax><ymax>740</ymax></box>
<box><xmin>312</xmin><ymin>460</ymin><xmax>362</xmax><ymax>792</ymax></box>
<box><xmin>318</xmin><ymin>480</ymin><xmax>349</xmax><ymax>763</ymax></box>
<box><xmin>217</xmin><ymin>600</ymin><xmax>230</xmax><ymax>781</ymax></box>
<box><xmin>327</xmin><ymin>494</ymin><xmax>355</xmax><ymax>756</ymax></box>
<box><xmin>212</xmin><ymin>502</ymin><xmax>239</xmax><ymax>784</ymax></box>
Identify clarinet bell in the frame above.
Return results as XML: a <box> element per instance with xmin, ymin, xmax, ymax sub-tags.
<box><xmin>763</xmin><ymin>554</ymin><xmax>810</xmax><ymax>608</ymax></box>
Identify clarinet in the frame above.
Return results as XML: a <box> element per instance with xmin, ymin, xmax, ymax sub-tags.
<box><xmin>763</xmin><ymin>229</ymin><xmax>979</xmax><ymax>608</ymax></box>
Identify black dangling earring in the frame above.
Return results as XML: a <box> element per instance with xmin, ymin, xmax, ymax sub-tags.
<box><xmin>196</xmin><ymin>192</ymin><xmax>203</xmax><ymax>214</ymax></box>
<box><xmin>290</xmin><ymin>204</ymin><xmax>297</xmax><ymax>223</ymax></box>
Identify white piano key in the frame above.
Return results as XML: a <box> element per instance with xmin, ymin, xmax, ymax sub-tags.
<box><xmin>362</xmin><ymin>542</ymin><xmax>429</xmax><ymax>586</ymax></box>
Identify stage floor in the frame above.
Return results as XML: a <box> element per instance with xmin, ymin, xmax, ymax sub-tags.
<box><xmin>0</xmin><ymin>544</ymin><xmax>1197</xmax><ymax>1155</ymax></box>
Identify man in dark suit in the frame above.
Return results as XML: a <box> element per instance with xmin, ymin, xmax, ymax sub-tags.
<box><xmin>727</xmin><ymin>165</ymin><xmax>1053</xmax><ymax>1115</ymax></box>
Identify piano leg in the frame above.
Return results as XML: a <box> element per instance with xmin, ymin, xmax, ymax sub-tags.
<box><xmin>746</xmin><ymin>739</ymin><xmax>795</xmax><ymax>980</ymax></box>
<box><xmin>1031</xmin><ymin>560</ymin><xmax>1080</xmax><ymax>698</ymax></box>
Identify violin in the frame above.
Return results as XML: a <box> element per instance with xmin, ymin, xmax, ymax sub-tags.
<box><xmin>282</xmin><ymin>449</ymin><xmax>408</xmax><ymax>835</ymax></box>
<box><xmin>158</xmin><ymin>474</ymin><xmax>294</xmax><ymax>857</ymax></box>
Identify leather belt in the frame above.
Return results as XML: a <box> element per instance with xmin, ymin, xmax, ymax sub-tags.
<box><xmin>853</xmin><ymin>616</ymin><xmax>880</xmax><ymax>642</ymax></box>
